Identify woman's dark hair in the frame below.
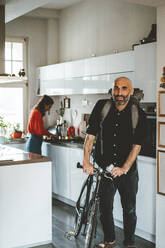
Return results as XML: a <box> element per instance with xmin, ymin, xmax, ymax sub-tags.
<box><xmin>34</xmin><ymin>95</ymin><xmax>54</xmax><ymax>116</ymax></box>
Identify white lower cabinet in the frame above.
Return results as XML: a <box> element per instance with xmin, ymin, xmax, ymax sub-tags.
<box><xmin>7</xmin><ymin>142</ymin><xmax>26</xmax><ymax>151</ymax></box>
<box><xmin>42</xmin><ymin>143</ymin><xmax>87</xmax><ymax>203</ymax></box>
<box><xmin>69</xmin><ymin>148</ymin><xmax>87</xmax><ymax>202</ymax></box>
<box><xmin>53</xmin><ymin>146</ymin><xmax>70</xmax><ymax>199</ymax></box>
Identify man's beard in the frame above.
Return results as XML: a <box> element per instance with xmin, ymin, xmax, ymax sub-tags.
<box><xmin>113</xmin><ymin>94</ymin><xmax>130</xmax><ymax>105</ymax></box>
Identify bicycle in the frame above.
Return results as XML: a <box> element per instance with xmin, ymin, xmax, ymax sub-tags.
<box><xmin>66</xmin><ymin>162</ymin><xmax>113</xmax><ymax>248</ymax></box>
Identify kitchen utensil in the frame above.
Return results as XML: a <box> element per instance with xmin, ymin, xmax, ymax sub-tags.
<box><xmin>71</xmin><ymin>110</ymin><xmax>77</xmax><ymax>125</ymax></box>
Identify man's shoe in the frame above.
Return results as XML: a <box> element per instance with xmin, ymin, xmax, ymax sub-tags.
<box><xmin>94</xmin><ymin>241</ymin><xmax>116</xmax><ymax>248</ymax></box>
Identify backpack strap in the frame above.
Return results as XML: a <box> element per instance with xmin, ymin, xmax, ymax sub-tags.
<box><xmin>100</xmin><ymin>99</ymin><xmax>112</xmax><ymax>155</ymax></box>
<box><xmin>131</xmin><ymin>103</ymin><xmax>139</xmax><ymax>134</ymax></box>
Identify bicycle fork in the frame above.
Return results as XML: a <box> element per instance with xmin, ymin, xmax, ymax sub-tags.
<box><xmin>84</xmin><ymin>175</ymin><xmax>102</xmax><ymax>248</ymax></box>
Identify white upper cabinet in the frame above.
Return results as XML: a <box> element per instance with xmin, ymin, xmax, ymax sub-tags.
<box><xmin>72</xmin><ymin>60</ymin><xmax>85</xmax><ymax>78</ymax></box>
<box><xmin>37</xmin><ymin>50</ymin><xmax>135</xmax><ymax>96</ymax></box>
<box><xmin>40</xmin><ymin>63</ymin><xmax>65</xmax><ymax>80</ymax></box>
<box><xmin>134</xmin><ymin>43</ymin><xmax>156</xmax><ymax>102</ymax></box>
<box><xmin>84</xmin><ymin>55</ymin><xmax>108</xmax><ymax>76</ymax></box>
<box><xmin>107</xmin><ymin>51</ymin><xmax>135</xmax><ymax>73</ymax></box>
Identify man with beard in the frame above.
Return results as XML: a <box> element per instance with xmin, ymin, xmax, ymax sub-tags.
<box><xmin>83</xmin><ymin>77</ymin><xmax>147</xmax><ymax>248</ymax></box>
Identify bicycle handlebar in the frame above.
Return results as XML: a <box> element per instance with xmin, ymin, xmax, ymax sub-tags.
<box><xmin>77</xmin><ymin>162</ymin><xmax>83</xmax><ymax>169</ymax></box>
<box><xmin>76</xmin><ymin>162</ymin><xmax>113</xmax><ymax>180</ymax></box>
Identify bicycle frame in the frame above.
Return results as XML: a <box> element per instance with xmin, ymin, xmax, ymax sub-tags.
<box><xmin>65</xmin><ymin>163</ymin><xmax>113</xmax><ymax>248</ymax></box>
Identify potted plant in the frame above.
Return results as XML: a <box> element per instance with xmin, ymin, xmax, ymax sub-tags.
<box><xmin>0</xmin><ymin>116</ymin><xmax>9</xmax><ymax>143</ymax></box>
<box><xmin>12</xmin><ymin>123</ymin><xmax>22</xmax><ymax>139</ymax></box>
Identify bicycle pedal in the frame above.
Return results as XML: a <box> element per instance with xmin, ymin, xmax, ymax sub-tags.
<box><xmin>64</xmin><ymin>231</ymin><xmax>76</xmax><ymax>241</ymax></box>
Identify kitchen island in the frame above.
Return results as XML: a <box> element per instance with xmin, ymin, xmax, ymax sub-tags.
<box><xmin>0</xmin><ymin>145</ymin><xmax>52</xmax><ymax>248</ymax></box>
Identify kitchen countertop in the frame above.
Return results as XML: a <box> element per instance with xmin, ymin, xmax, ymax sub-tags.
<box><xmin>0</xmin><ymin>145</ymin><xmax>51</xmax><ymax>166</ymax></box>
<box><xmin>44</xmin><ymin>139</ymin><xmax>84</xmax><ymax>149</ymax></box>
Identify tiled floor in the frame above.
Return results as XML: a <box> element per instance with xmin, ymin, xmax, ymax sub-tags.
<box><xmin>35</xmin><ymin>199</ymin><xmax>155</xmax><ymax>248</ymax></box>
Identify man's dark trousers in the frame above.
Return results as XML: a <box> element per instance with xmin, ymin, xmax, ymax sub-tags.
<box><xmin>99</xmin><ymin>170</ymin><xmax>139</xmax><ymax>246</ymax></box>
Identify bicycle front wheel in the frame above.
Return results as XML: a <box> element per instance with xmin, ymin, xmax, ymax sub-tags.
<box><xmin>74</xmin><ymin>175</ymin><xmax>95</xmax><ymax>237</ymax></box>
<box><xmin>84</xmin><ymin>199</ymin><xmax>99</xmax><ymax>248</ymax></box>
<box><xmin>74</xmin><ymin>177</ymin><xmax>89</xmax><ymax>237</ymax></box>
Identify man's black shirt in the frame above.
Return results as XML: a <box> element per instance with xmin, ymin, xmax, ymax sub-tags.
<box><xmin>86</xmin><ymin>99</ymin><xmax>147</xmax><ymax>172</ymax></box>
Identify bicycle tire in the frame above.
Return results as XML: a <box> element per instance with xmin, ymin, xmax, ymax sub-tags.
<box><xmin>74</xmin><ymin>177</ymin><xmax>90</xmax><ymax>237</ymax></box>
<box><xmin>74</xmin><ymin>175</ymin><xmax>95</xmax><ymax>237</ymax></box>
<box><xmin>84</xmin><ymin>199</ymin><xmax>99</xmax><ymax>248</ymax></box>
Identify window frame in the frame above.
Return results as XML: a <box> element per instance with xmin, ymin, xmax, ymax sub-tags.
<box><xmin>5</xmin><ymin>37</ymin><xmax>28</xmax><ymax>77</ymax></box>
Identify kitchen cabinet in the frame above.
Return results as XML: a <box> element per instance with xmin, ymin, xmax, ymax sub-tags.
<box><xmin>84</xmin><ymin>55</ymin><xmax>108</xmax><ymax>76</ymax></box>
<box><xmin>42</xmin><ymin>142</ymin><xmax>87</xmax><ymax>203</ymax></box>
<box><xmin>40</xmin><ymin>79</ymin><xmax>65</xmax><ymax>95</ymax></box>
<box><xmin>107</xmin><ymin>51</ymin><xmax>135</xmax><ymax>74</ymax></box>
<box><xmin>69</xmin><ymin>147</ymin><xmax>87</xmax><ymax>202</ymax></box>
<box><xmin>37</xmin><ymin>50</ymin><xmax>135</xmax><ymax>96</ymax></box>
<box><xmin>113</xmin><ymin>155</ymin><xmax>156</xmax><ymax>243</ymax></box>
<box><xmin>53</xmin><ymin>146</ymin><xmax>70</xmax><ymax>198</ymax></box>
<box><xmin>42</xmin><ymin>142</ymin><xmax>57</xmax><ymax>194</ymax></box>
<box><xmin>6</xmin><ymin>142</ymin><xmax>26</xmax><ymax>151</ymax></box>
<box><xmin>134</xmin><ymin>42</ymin><xmax>156</xmax><ymax>102</ymax></box>
<box><xmin>64</xmin><ymin>78</ymin><xmax>84</xmax><ymax>95</ymax></box>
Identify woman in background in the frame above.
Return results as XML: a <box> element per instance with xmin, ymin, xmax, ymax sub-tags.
<box><xmin>26</xmin><ymin>95</ymin><xmax>55</xmax><ymax>155</ymax></box>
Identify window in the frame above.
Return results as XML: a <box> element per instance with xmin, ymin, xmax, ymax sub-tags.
<box><xmin>0</xmin><ymin>38</ymin><xmax>28</xmax><ymax>134</ymax></box>
<box><xmin>0</xmin><ymin>83</ymin><xmax>28</xmax><ymax>134</ymax></box>
<box><xmin>5</xmin><ymin>38</ymin><xmax>27</xmax><ymax>76</ymax></box>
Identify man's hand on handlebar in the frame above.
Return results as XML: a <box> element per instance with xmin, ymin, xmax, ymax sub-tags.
<box><xmin>111</xmin><ymin>166</ymin><xmax>125</xmax><ymax>178</ymax></box>
<box><xmin>83</xmin><ymin>160</ymin><xmax>94</xmax><ymax>175</ymax></box>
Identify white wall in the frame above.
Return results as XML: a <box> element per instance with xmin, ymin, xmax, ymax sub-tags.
<box><xmin>156</xmin><ymin>4</ymin><xmax>165</xmax><ymax>248</ymax></box>
<box><xmin>6</xmin><ymin>16</ymin><xmax>47</xmax><ymax>111</ymax></box>
<box><xmin>46</xmin><ymin>18</ymin><xmax>59</xmax><ymax>65</ymax></box>
<box><xmin>59</xmin><ymin>0</ymin><xmax>156</xmax><ymax>61</ymax></box>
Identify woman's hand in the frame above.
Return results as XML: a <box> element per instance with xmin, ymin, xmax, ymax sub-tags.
<box><xmin>50</xmin><ymin>134</ymin><xmax>57</xmax><ymax>139</ymax></box>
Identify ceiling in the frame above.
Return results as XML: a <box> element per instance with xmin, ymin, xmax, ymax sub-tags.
<box><xmin>42</xmin><ymin>0</ymin><xmax>84</xmax><ymax>9</ymax></box>
<box><xmin>42</xmin><ymin>0</ymin><xmax>165</xmax><ymax>9</ymax></box>
<box><xmin>122</xmin><ymin>0</ymin><xmax>165</xmax><ymax>7</ymax></box>
<box><xmin>3</xmin><ymin>0</ymin><xmax>165</xmax><ymax>23</ymax></box>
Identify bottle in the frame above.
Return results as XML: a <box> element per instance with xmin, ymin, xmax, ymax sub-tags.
<box><xmin>64</xmin><ymin>97</ymin><xmax>70</xmax><ymax>108</ymax></box>
<box><xmin>21</xmin><ymin>69</ymin><xmax>25</xmax><ymax>77</ymax></box>
<box><xmin>18</xmin><ymin>69</ymin><xmax>22</xmax><ymax>77</ymax></box>
<box><xmin>61</xmin><ymin>120</ymin><xmax>68</xmax><ymax>137</ymax></box>
<box><xmin>161</xmin><ymin>67</ymin><xmax>165</xmax><ymax>83</ymax></box>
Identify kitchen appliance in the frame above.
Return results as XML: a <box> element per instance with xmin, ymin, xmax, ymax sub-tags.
<box><xmin>139</xmin><ymin>102</ymin><xmax>156</xmax><ymax>158</ymax></box>
<box><xmin>56</xmin><ymin>124</ymin><xmax>62</xmax><ymax>138</ymax></box>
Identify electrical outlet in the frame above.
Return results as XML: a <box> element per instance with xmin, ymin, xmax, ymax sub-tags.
<box><xmin>82</xmin><ymin>99</ymin><xmax>88</xmax><ymax>106</ymax></box>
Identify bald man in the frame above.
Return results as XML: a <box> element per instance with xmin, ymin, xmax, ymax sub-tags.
<box><xmin>83</xmin><ymin>77</ymin><xmax>147</xmax><ymax>248</ymax></box>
